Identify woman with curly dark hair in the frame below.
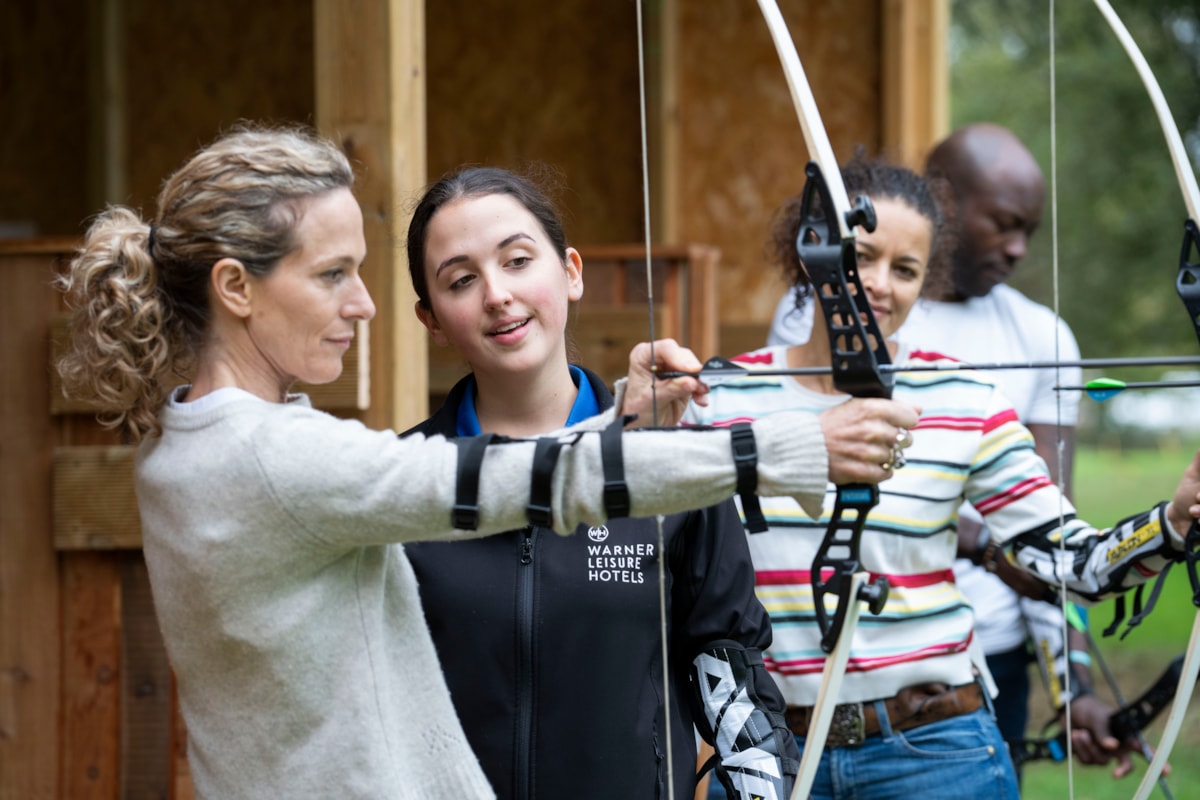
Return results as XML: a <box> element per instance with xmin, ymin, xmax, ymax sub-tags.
<box><xmin>692</xmin><ymin>157</ymin><xmax>1200</xmax><ymax>799</ymax></box>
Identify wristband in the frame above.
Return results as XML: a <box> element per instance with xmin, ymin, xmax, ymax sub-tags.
<box><xmin>1068</xmin><ymin>650</ymin><xmax>1093</xmax><ymax>668</ymax></box>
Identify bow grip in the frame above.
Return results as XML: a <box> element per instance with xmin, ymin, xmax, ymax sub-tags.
<box><xmin>811</xmin><ymin>483</ymin><xmax>890</xmax><ymax>653</ymax></box>
<box><xmin>1109</xmin><ymin>654</ymin><xmax>1186</xmax><ymax>741</ymax></box>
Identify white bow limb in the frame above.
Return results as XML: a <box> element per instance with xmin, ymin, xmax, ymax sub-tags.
<box><xmin>1090</xmin><ymin>2</ymin><xmax>1200</xmax><ymax>798</ymax></box>
<box><xmin>751</xmin><ymin>3</ymin><xmax>872</xmax><ymax>799</ymax></box>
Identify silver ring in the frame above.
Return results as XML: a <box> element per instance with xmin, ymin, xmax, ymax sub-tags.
<box><xmin>892</xmin><ymin>448</ymin><xmax>907</xmax><ymax>470</ymax></box>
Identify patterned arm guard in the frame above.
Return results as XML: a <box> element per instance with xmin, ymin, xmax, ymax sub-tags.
<box><xmin>1007</xmin><ymin>502</ymin><xmax>1183</xmax><ymax>601</ymax></box>
<box><xmin>691</xmin><ymin>641</ymin><xmax>798</xmax><ymax>800</ymax></box>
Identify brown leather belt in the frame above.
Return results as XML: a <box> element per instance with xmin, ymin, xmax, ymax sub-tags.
<box><xmin>784</xmin><ymin>682</ymin><xmax>984</xmax><ymax>748</ymax></box>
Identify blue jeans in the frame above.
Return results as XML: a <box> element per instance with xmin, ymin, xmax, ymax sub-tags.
<box><xmin>708</xmin><ymin>704</ymin><xmax>1018</xmax><ymax>800</ymax></box>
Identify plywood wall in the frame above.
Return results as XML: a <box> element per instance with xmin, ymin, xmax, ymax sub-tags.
<box><xmin>0</xmin><ymin>0</ymin><xmax>91</xmax><ymax>236</ymax></box>
<box><xmin>425</xmin><ymin>0</ymin><xmax>645</xmax><ymax>246</ymax></box>
<box><xmin>122</xmin><ymin>0</ymin><xmax>314</xmax><ymax>213</ymax></box>
<box><xmin>0</xmin><ymin>1</ymin><xmax>314</xmax><ymax>237</ymax></box>
<box><xmin>669</xmin><ymin>0</ymin><xmax>883</xmax><ymax>325</ymax></box>
<box><xmin>423</xmin><ymin>0</ymin><xmax>896</xmax><ymax>332</ymax></box>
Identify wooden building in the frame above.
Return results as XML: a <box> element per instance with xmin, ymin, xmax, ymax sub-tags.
<box><xmin>0</xmin><ymin>1</ymin><xmax>947</xmax><ymax>797</ymax></box>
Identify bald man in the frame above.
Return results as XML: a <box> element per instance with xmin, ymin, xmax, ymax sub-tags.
<box><xmin>926</xmin><ymin>122</ymin><xmax>1045</xmax><ymax>299</ymax></box>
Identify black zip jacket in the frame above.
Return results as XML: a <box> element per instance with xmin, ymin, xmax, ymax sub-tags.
<box><xmin>402</xmin><ymin>368</ymin><xmax>797</xmax><ymax>800</ymax></box>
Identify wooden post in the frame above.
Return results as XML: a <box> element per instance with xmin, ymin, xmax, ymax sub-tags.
<box><xmin>0</xmin><ymin>244</ymin><xmax>68</xmax><ymax>800</ymax></box>
<box><xmin>314</xmin><ymin>0</ymin><xmax>428</xmax><ymax>431</ymax></box>
<box><xmin>881</xmin><ymin>0</ymin><xmax>950</xmax><ymax>169</ymax></box>
<box><xmin>59</xmin><ymin>553</ymin><xmax>122</xmax><ymax>799</ymax></box>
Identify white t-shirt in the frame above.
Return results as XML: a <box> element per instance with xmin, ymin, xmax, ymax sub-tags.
<box><xmin>899</xmin><ymin>285</ymin><xmax>1082</xmax><ymax>427</ymax></box>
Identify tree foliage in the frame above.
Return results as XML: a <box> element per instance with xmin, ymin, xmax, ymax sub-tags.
<box><xmin>950</xmin><ymin>0</ymin><xmax>1200</xmax><ymax>358</ymax></box>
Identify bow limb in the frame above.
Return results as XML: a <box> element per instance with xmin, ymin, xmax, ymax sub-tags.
<box><xmin>1090</xmin><ymin>3</ymin><xmax>1200</xmax><ymax>798</ymax></box>
<box><xmin>754</xmin><ymin>0</ymin><xmax>854</xmax><ymax>237</ymax></box>
<box><xmin>1134</xmin><ymin>619</ymin><xmax>1199</xmax><ymax>800</ymax></box>
<box><xmin>754</xmin><ymin>4</ymin><xmax>892</xmax><ymax>799</ymax></box>
<box><xmin>1091</xmin><ymin>0</ymin><xmax>1200</xmax><ymax>223</ymax></box>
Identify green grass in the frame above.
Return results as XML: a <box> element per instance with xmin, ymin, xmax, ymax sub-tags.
<box><xmin>1020</xmin><ymin>442</ymin><xmax>1200</xmax><ymax>799</ymax></box>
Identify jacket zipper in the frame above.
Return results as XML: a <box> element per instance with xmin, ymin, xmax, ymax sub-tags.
<box><xmin>516</xmin><ymin>527</ymin><xmax>537</xmax><ymax>800</ymax></box>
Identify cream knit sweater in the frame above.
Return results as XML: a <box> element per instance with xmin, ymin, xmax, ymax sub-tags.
<box><xmin>136</xmin><ymin>387</ymin><xmax>827</xmax><ymax>798</ymax></box>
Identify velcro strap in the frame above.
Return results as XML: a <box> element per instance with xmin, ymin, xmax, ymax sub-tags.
<box><xmin>527</xmin><ymin>437</ymin><xmax>564</xmax><ymax>528</ymax></box>
<box><xmin>452</xmin><ymin>433</ymin><xmax>495</xmax><ymax>530</ymax></box>
<box><xmin>600</xmin><ymin>419</ymin><xmax>630</xmax><ymax>518</ymax></box>
<box><xmin>730</xmin><ymin>422</ymin><xmax>767</xmax><ymax>533</ymax></box>
<box><xmin>1103</xmin><ymin>595</ymin><xmax>1126</xmax><ymax>638</ymax></box>
<box><xmin>1120</xmin><ymin>566</ymin><xmax>1172</xmax><ymax>640</ymax></box>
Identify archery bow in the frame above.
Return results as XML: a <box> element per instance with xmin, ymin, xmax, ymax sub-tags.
<box><xmin>1088</xmin><ymin>2</ymin><xmax>1200</xmax><ymax>797</ymax></box>
<box><xmin>1010</xmin><ymin>653</ymin><xmax>1185</xmax><ymax>780</ymax></box>
<box><xmin>752</xmin><ymin>3</ymin><xmax>893</xmax><ymax>798</ymax></box>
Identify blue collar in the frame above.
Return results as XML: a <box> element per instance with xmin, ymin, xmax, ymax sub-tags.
<box><xmin>455</xmin><ymin>365</ymin><xmax>600</xmax><ymax>437</ymax></box>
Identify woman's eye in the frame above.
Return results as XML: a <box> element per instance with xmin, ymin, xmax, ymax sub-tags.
<box><xmin>323</xmin><ymin>268</ymin><xmax>345</xmax><ymax>283</ymax></box>
<box><xmin>449</xmin><ymin>274</ymin><xmax>475</xmax><ymax>290</ymax></box>
<box><xmin>508</xmin><ymin>256</ymin><xmax>530</xmax><ymax>268</ymax></box>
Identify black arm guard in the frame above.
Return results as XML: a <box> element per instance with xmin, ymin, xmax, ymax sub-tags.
<box><xmin>691</xmin><ymin>640</ymin><xmax>798</xmax><ymax>800</ymax></box>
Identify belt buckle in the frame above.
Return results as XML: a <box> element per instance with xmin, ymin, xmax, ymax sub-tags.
<box><xmin>826</xmin><ymin>702</ymin><xmax>866</xmax><ymax>748</ymax></box>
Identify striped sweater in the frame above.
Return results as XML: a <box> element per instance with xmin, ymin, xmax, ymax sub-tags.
<box><xmin>683</xmin><ymin>345</ymin><xmax>1181</xmax><ymax>706</ymax></box>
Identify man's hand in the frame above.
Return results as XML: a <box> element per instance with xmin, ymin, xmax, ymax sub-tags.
<box><xmin>1063</xmin><ymin>694</ymin><xmax>1142</xmax><ymax>779</ymax></box>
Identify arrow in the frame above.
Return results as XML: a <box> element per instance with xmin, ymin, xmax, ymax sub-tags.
<box><xmin>1052</xmin><ymin>377</ymin><xmax>1200</xmax><ymax>402</ymax></box>
<box><xmin>658</xmin><ymin>354</ymin><xmax>1200</xmax><ymax>383</ymax></box>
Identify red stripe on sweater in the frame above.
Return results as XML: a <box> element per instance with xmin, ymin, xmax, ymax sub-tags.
<box><xmin>974</xmin><ymin>475</ymin><xmax>1054</xmax><ymax>514</ymax></box>
<box><xmin>765</xmin><ymin>636</ymin><xmax>971</xmax><ymax>676</ymax></box>
<box><xmin>734</xmin><ymin>351</ymin><xmax>777</xmax><ymax>365</ymax></box>
<box><xmin>982</xmin><ymin>408</ymin><xmax>1020</xmax><ymax>433</ymax></box>
<box><xmin>916</xmin><ymin>415</ymin><xmax>985</xmax><ymax>432</ymax></box>
<box><xmin>756</xmin><ymin>569</ymin><xmax>955</xmax><ymax>588</ymax></box>
<box><xmin>907</xmin><ymin>349</ymin><xmax>960</xmax><ymax>364</ymax></box>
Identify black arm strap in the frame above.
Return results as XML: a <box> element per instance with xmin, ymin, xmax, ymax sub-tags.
<box><xmin>600</xmin><ymin>418</ymin><xmax>631</xmax><ymax>518</ymax></box>
<box><xmin>527</xmin><ymin>437</ymin><xmax>565</xmax><ymax>528</ymax></box>
<box><xmin>730</xmin><ymin>422</ymin><xmax>768</xmax><ymax>533</ymax></box>
<box><xmin>452</xmin><ymin>433</ymin><xmax>495</xmax><ymax>530</ymax></box>
<box><xmin>1106</xmin><ymin>566</ymin><xmax>1172</xmax><ymax>640</ymax></box>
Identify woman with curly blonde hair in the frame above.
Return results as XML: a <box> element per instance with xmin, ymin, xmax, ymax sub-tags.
<box><xmin>57</xmin><ymin>124</ymin><xmax>921</xmax><ymax>798</ymax></box>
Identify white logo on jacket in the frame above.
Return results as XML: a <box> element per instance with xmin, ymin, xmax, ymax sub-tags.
<box><xmin>585</xmin><ymin>540</ymin><xmax>652</xmax><ymax>584</ymax></box>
